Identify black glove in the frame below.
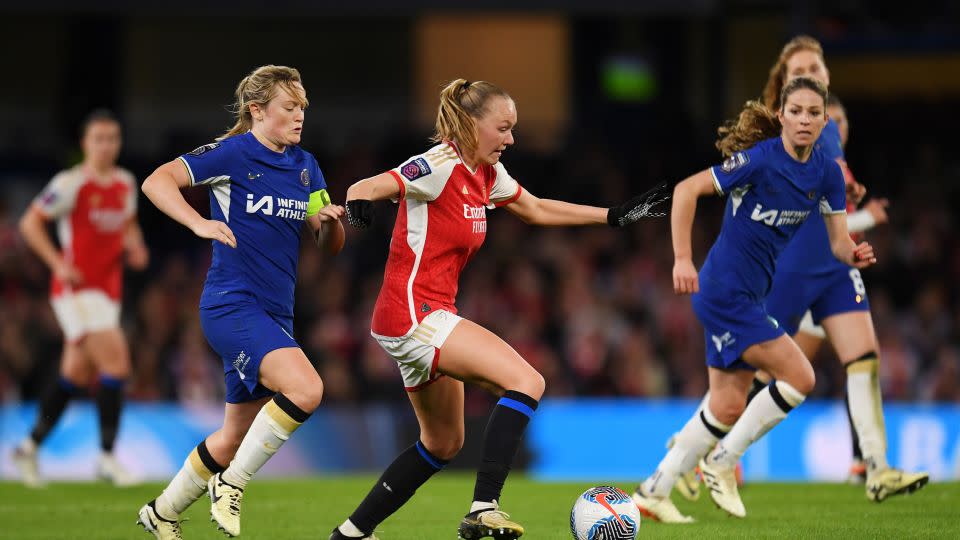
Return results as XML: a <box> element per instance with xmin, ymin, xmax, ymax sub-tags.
<box><xmin>346</xmin><ymin>199</ymin><xmax>374</xmax><ymax>229</ymax></box>
<box><xmin>607</xmin><ymin>182</ymin><xmax>671</xmax><ymax>227</ymax></box>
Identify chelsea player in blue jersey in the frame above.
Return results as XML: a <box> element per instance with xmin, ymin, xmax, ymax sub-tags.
<box><xmin>632</xmin><ymin>77</ymin><xmax>877</xmax><ymax>522</ymax></box>
<box><xmin>136</xmin><ymin>65</ymin><xmax>345</xmax><ymax>540</ymax></box>
<box><xmin>667</xmin><ymin>36</ymin><xmax>927</xmax><ymax>509</ymax></box>
<box><xmin>761</xmin><ymin>37</ymin><xmax>927</xmax><ymax>500</ymax></box>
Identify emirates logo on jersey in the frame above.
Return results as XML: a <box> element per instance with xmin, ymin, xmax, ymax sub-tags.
<box><xmin>88</xmin><ymin>208</ymin><xmax>128</xmax><ymax>231</ymax></box>
<box><xmin>463</xmin><ymin>204</ymin><xmax>487</xmax><ymax>234</ymax></box>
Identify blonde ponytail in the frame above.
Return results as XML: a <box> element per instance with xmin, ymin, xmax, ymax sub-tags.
<box><xmin>431</xmin><ymin>79</ymin><xmax>510</xmax><ymax>156</ymax></box>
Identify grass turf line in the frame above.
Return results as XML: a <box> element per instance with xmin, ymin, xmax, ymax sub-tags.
<box><xmin>0</xmin><ymin>475</ymin><xmax>955</xmax><ymax>539</ymax></box>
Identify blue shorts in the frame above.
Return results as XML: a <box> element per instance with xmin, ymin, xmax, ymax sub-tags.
<box><xmin>765</xmin><ymin>267</ymin><xmax>870</xmax><ymax>336</ymax></box>
<box><xmin>199</xmin><ymin>292</ymin><xmax>298</xmax><ymax>404</ymax></box>
<box><xmin>691</xmin><ymin>281</ymin><xmax>784</xmax><ymax>371</ymax></box>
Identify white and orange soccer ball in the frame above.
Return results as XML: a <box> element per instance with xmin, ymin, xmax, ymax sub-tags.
<box><xmin>570</xmin><ymin>486</ymin><xmax>641</xmax><ymax>540</ymax></box>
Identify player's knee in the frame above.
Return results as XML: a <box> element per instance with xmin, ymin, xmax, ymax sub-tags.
<box><xmin>513</xmin><ymin>369</ymin><xmax>545</xmax><ymax>401</ymax></box>
<box><xmin>288</xmin><ymin>377</ymin><xmax>324</xmax><ymax>413</ymax></box>
<box><xmin>788</xmin><ymin>368</ymin><xmax>816</xmax><ymax>395</ymax></box>
<box><xmin>421</xmin><ymin>432</ymin><xmax>463</xmax><ymax>461</ymax></box>
<box><xmin>713</xmin><ymin>399</ymin><xmax>745</xmax><ymax>425</ymax></box>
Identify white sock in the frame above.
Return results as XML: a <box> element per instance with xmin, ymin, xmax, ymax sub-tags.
<box><xmin>642</xmin><ymin>404</ymin><xmax>730</xmax><ymax>498</ymax></box>
<box><xmin>847</xmin><ymin>356</ymin><xmax>889</xmax><ymax>473</ymax></box>
<box><xmin>221</xmin><ymin>397</ymin><xmax>305</xmax><ymax>489</ymax></box>
<box><xmin>155</xmin><ymin>447</ymin><xmax>215</xmax><ymax>519</ymax></box>
<box><xmin>19</xmin><ymin>438</ymin><xmax>37</xmax><ymax>454</ymax></box>
<box><xmin>710</xmin><ymin>381</ymin><xmax>805</xmax><ymax>467</ymax></box>
<box><xmin>338</xmin><ymin>519</ymin><xmax>366</xmax><ymax>537</ymax></box>
<box><xmin>470</xmin><ymin>499</ymin><xmax>498</xmax><ymax>513</ymax></box>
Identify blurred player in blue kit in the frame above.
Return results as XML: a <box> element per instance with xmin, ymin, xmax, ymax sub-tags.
<box><xmin>632</xmin><ymin>76</ymin><xmax>877</xmax><ymax>522</ymax></box>
<box><xmin>135</xmin><ymin>65</ymin><xmax>345</xmax><ymax>540</ymax></box>
<box><xmin>667</xmin><ymin>36</ymin><xmax>928</xmax><ymax>510</ymax></box>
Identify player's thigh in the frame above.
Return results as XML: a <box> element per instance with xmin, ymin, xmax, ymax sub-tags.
<box><xmin>438</xmin><ymin>318</ymin><xmax>545</xmax><ymax>399</ymax></box>
<box><xmin>59</xmin><ymin>341</ymin><xmax>95</xmax><ymax>385</ymax></box>
<box><xmin>407</xmin><ymin>376</ymin><xmax>465</xmax><ymax>460</ymax></box>
<box><xmin>820</xmin><ymin>311</ymin><xmax>879</xmax><ymax>363</ymax></box>
<box><xmin>706</xmin><ymin>367</ymin><xmax>755</xmax><ymax>424</ymax></box>
<box><xmin>82</xmin><ymin>328</ymin><xmax>131</xmax><ymax>378</ymax></box>
<box><xmin>258</xmin><ymin>347</ymin><xmax>323</xmax><ymax>411</ymax></box>
<box><xmin>741</xmin><ymin>334</ymin><xmax>815</xmax><ymax>394</ymax></box>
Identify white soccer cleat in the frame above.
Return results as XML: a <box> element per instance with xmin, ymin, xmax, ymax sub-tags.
<box><xmin>137</xmin><ymin>500</ymin><xmax>184</xmax><ymax>540</ymax></box>
<box><xmin>11</xmin><ymin>445</ymin><xmax>45</xmax><ymax>488</ymax></box>
<box><xmin>97</xmin><ymin>452</ymin><xmax>139</xmax><ymax>487</ymax></box>
<box><xmin>630</xmin><ymin>488</ymin><xmax>694</xmax><ymax>524</ymax></box>
<box><xmin>866</xmin><ymin>467</ymin><xmax>929</xmax><ymax>502</ymax></box>
<box><xmin>699</xmin><ymin>458</ymin><xmax>746</xmax><ymax>518</ymax></box>
<box><xmin>209</xmin><ymin>472</ymin><xmax>244</xmax><ymax>537</ymax></box>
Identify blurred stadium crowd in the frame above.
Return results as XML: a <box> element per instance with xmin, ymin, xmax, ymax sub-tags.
<box><xmin>1</xmin><ymin>114</ymin><xmax>957</xmax><ymax>409</ymax></box>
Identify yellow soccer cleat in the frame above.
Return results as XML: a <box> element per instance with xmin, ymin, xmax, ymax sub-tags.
<box><xmin>631</xmin><ymin>488</ymin><xmax>694</xmax><ymax>524</ymax></box>
<box><xmin>699</xmin><ymin>458</ymin><xmax>746</xmax><ymax>518</ymax></box>
<box><xmin>208</xmin><ymin>472</ymin><xmax>244</xmax><ymax>537</ymax></box>
<box><xmin>137</xmin><ymin>500</ymin><xmax>184</xmax><ymax>540</ymax></box>
<box><xmin>457</xmin><ymin>502</ymin><xmax>524</xmax><ymax>539</ymax></box>
<box><xmin>866</xmin><ymin>468</ymin><xmax>929</xmax><ymax>502</ymax></box>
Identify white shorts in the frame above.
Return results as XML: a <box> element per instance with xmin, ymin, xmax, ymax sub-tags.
<box><xmin>372</xmin><ymin>309</ymin><xmax>463</xmax><ymax>391</ymax></box>
<box><xmin>51</xmin><ymin>289</ymin><xmax>121</xmax><ymax>342</ymax></box>
<box><xmin>797</xmin><ymin>310</ymin><xmax>827</xmax><ymax>339</ymax></box>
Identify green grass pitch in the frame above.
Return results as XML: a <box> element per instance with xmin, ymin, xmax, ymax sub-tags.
<box><xmin>1</xmin><ymin>475</ymin><xmax>956</xmax><ymax>539</ymax></box>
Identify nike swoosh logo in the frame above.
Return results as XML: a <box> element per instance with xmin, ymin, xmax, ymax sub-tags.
<box><xmin>211</xmin><ymin>482</ymin><xmax>223</xmax><ymax>503</ymax></box>
<box><xmin>595</xmin><ymin>493</ymin><xmax>627</xmax><ymax>528</ymax></box>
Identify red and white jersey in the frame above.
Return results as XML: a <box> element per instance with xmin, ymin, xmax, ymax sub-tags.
<box><xmin>34</xmin><ymin>165</ymin><xmax>137</xmax><ymax>300</ymax></box>
<box><xmin>371</xmin><ymin>142</ymin><xmax>522</xmax><ymax>337</ymax></box>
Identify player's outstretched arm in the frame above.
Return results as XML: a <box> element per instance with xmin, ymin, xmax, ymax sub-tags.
<box><xmin>344</xmin><ymin>172</ymin><xmax>401</xmax><ymax>229</ymax></box>
<box><xmin>671</xmin><ymin>169</ymin><xmax>715</xmax><ymax>295</ymax></box>
<box><xmin>824</xmin><ymin>213</ymin><xmax>876</xmax><ymax>269</ymax></box>
<box><xmin>142</xmin><ymin>160</ymin><xmax>237</xmax><ymax>248</ymax></box>
<box><xmin>503</xmin><ymin>182</ymin><xmax>670</xmax><ymax>227</ymax></box>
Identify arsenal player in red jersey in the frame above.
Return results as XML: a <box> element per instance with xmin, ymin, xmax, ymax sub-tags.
<box><xmin>12</xmin><ymin>110</ymin><xmax>148</xmax><ymax>487</ymax></box>
<box><xmin>330</xmin><ymin>79</ymin><xmax>669</xmax><ymax>540</ymax></box>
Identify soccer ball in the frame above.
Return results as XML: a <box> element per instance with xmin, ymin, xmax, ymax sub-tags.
<box><xmin>570</xmin><ymin>486</ymin><xmax>641</xmax><ymax>540</ymax></box>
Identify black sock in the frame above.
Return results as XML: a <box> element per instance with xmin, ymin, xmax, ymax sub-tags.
<box><xmin>844</xmin><ymin>392</ymin><xmax>863</xmax><ymax>461</ymax></box>
<box><xmin>745</xmin><ymin>375</ymin><xmax>767</xmax><ymax>405</ymax></box>
<box><xmin>96</xmin><ymin>376</ymin><xmax>125</xmax><ymax>453</ymax></box>
<box><xmin>473</xmin><ymin>390</ymin><xmax>539</xmax><ymax>505</ymax></box>
<box><xmin>348</xmin><ymin>440</ymin><xmax>448</xmax><ymax>534</ymax></box>
<box><xmin>30</xmin><ymin>377</ymin><xmax>80</xmax><ymax>445</ymax></box>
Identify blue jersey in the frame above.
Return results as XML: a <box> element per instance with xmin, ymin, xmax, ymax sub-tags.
<box><xmin>700</xmin><ymin>136</ymin><xmax>846</xmax><ymax>301</ymax></box>
<box><xmin>179</xmin><ymin>132</ymin><xmax>330</xmax><ymax>317</ymax></box>
<box><xmin>774</xmin><ymin>119</ymin><xmax>846</xmax><ymax>275</ymax></box>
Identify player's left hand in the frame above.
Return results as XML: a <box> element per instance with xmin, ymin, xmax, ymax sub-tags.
<box><xmin>607</xmin><ymin>182</ymin><xmax>671</xmax><ymax>227</ymax></box>
<box><xmin>851</xmin><ymin>241</ymin><xmax>876</xmax><ymax>269</ymax></box>
<box><xmin>315</xmin><ymin>204</ymin><xmax>345</xmax><ymax>223</ymax></box>
<box><xmin>126</xmin><ymin>242</ymin><xmax>149</xmax><ymax>270</ymax></box>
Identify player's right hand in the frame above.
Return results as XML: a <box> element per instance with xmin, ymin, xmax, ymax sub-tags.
<box><xmin>673</xmin><ymin>258</ymin><xmax>699</xmax><ymax>295</ymax></box>
<box><xmin>192</xmin><ymin>219</ymin><xmax>237</xmax><ymax>248</ymax></box>
<box><xmin>54</xmin><ymin>260</ymin><xmax>84</xmax><ymax>286</ymax></box>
